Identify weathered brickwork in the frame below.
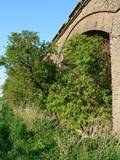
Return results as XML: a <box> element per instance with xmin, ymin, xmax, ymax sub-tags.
<box><xmin>81</xmin><ymin>0</ymin><xmax>120</xmax><ymax>18</ymax></box>
<box><xmin>53</xmin><ymin>0</ymin><xmax>120</xmax><ymax>136</ymax></box>
<box><xmin>111</xmin><ymin>10</ymin><xmax>120</xmax><ymax>135</ymax></box>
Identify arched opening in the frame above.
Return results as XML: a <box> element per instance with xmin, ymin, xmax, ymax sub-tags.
<box><xmin>60</xmin><ymin>32</ymin><xmax>112</xmax><ymax>135</ymax></box>
<box><xmin>56</xmin><ymin>29</ymin><xmax>112</xmax><ymax>135</ymax></box>
<box><xmin>83</xmin><ymin>30</ymin><xmax>112</xmax><ymax>133</ymax></box>
<box><xmin>84</xmin><ymin>30</ymin><xmax>109</xmax><ymax>39</ymax></box>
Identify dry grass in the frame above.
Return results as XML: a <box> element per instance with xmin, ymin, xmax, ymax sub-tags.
<box><xmin>13</xmin><ymin>106</ymin><xmax>39</xmax><ymax>128</ymax></box>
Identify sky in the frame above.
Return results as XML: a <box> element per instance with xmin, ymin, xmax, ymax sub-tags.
<box><xmin>0</xmin><ymin>0</ymin><xmax>78</xmax><ymax>94</ymax></box>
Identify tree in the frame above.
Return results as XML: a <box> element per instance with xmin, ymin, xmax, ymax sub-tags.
<box><xmin>0</xmin><ymin>30</ymin><xmax>58</xmax><ymax>107</ymax></box>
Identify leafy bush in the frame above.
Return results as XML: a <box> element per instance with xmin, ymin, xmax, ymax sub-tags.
<box><xmin>46</xmin><ymin>34</ymin><xmax>112</xmax><ymax>132</ymax></box>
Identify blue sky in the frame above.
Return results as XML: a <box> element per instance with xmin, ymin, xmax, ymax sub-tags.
<box><xmin>0</xmin><ymin>0</ymin><xmax>78</xmax><ymax>92</ymax></box>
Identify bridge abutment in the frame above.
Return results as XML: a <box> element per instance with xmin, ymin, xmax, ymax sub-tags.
<box><xmin>111</xmin><ymin>10</ymin><xmax>120</xmax><ymax>136</ymax></box>
<box><xmin>53</xmin><ymin>0</ymin><xmax>120</xmax><ymax>136</ymax></box>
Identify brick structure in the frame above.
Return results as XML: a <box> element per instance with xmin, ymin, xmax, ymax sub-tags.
<box><xmin>53</xmin><ymin>0</ymin><xmax>120</xmax><ymax>136</ymax></box>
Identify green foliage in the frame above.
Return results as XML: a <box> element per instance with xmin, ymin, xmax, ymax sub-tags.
<box><xmin>46</xmin><ymin>34</ymin><xmax>112</xmax><ymax>130</ymax></box>
<box><xmin>1</xmin><ymin>30</ymin><xmax>58</xmax><ymax>107</ymax></box>
<box><xmin>0</xmin><ymin>104</ymin><xmax>58</xmax><ymax>160</ymax></box>
<box><xmin>0</xmin><ymin>32</ymin><xmax>112</xmax><ymax>131</ymax></box>
<box><xmin>0</xmin><ymin>104</ymin><xmax>120</xmax><ymax>160</ymax></box>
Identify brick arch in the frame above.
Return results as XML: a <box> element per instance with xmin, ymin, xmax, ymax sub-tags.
<box><xmin>60</xmin><ymin>12</ymin><xmax>114</xmax><ymax>48</ymax></box>
<box><xmin>71</xmin><ymin>12</ymin><xmax>113</xmax><ymax>33</ymax></box>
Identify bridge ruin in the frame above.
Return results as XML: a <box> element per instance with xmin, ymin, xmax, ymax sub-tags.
<box><xmin>53</xmin><ymin>0</ymin><xmax>120</xmax><ymax>136</ymax></box>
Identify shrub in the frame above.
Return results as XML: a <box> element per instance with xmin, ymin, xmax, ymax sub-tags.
<box><xmin>46</xmin><ymin>34</ymin><xmax>112</xmax><ymax>132</ymax></box>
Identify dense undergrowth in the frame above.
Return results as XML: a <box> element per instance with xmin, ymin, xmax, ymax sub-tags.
<box><xmin>0</xmin><ymin>104</ymin><xmax>119</xmax><ymax>160</ymax></box>
<box><xmin>0</xmin><ymin>31</ymin><xmax>114</xmax><ymax>159</ymax></box>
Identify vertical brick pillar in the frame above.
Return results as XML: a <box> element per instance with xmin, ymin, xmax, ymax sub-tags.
<box><xmin>111</xmin><ymin>10</ymin><xmax>120</xmax><ymax>136</ymax></box>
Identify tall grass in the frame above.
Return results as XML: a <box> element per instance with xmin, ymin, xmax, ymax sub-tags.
<box><xmin>0</xmin><ymin>104</ymin><xmax>120</xmax><ymax>160</ymax></box>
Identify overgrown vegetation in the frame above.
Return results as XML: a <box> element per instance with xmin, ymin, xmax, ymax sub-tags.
<box><xmin>0</xmin><ymin>31</ymin><xmax>114</xmax><ymax>159</ymax></box>
<box><xmin>0</xmin><ymin>104</ymin><xmax>119</xmax><ymax>160</ymax></box>
<box><xmin>46</xmin><ymin>35</ymin><xmax>112</xmax><ymax>132</ymax></box>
